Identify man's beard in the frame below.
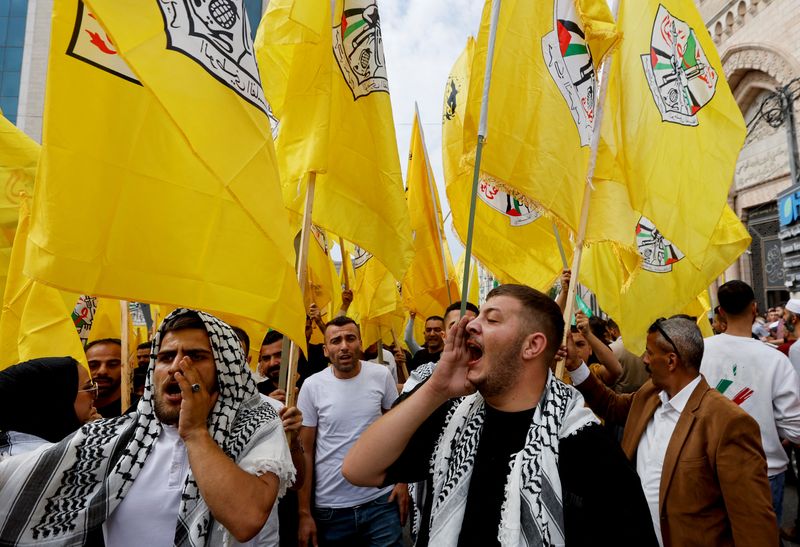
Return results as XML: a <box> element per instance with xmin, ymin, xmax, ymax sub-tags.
<box><xmin>473</xmin><ymin>333</ymin><xmax>525</xmax><ymax>399</ymax></box>
<box><xmin>153</xmin><ymin>386</ymin><xmax>180</xmax><ymax>425</ymax></box>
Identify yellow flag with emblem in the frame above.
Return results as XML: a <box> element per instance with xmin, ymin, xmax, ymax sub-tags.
<box><xmin>594</xmin><ymin>0</ymin><xmax>746</xmax><ymax>264</ymax></box>
<box><xmin>444</xmin><ymin>37</ymin><xmax>570</xmax><ymax>291</ymax></box>
<box><xmin>255</xmin><ymin>0</ymin><xmax>413</xmax><ymax>282</ymax></box>
<box><xmin>582</xmin><ymin>205</ymin><xmax>750</xmax><ymax>354</ymax></box>
<box><xmin>305</xmin><ymin>225</ymin><xmax>339</xmax><ymax>311</ymax></box>
<box><xmin>463</xmin><ymin>0</ymin><xmax>620</xmax><ymax>233</ymax></box>
<box><xmin>351</xmin><ymin>246</ymin><xmax>398</xmax><ymax>326</ymax></box>
<box><xmin>0</xmin><ymin>111</ymin><xmax>37</xmax><ymax>300</ymax></box>
<box><xmin>402</xmin><ymin>108</ymin><xmax>459</xmax><ymax>321</ymax></box>
<box><xmin>0</xmin><ymin>196</ymin><xmax>86</xmax><ymax>370</ymax></box>
<box><xmin>26</xmin><ymin>0</ymin><xmax>306</xmax><ymax>349</ymax></box>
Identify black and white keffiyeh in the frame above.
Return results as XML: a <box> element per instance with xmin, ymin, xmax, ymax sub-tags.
<box><xmin>0</xmin><ymin>309</ymin><xmax>293</xmax><ymax>546</ymax></box>
<box><xmin>427</xmin><ymin>373</ymin><xmax>598</xmax><ymax>547</ymax></box>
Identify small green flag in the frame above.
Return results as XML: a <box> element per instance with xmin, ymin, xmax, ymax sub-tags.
<box><xmin>575</xmin><ymin>294</ymin><xmax>593</xmax><ymax>318</ymax></box>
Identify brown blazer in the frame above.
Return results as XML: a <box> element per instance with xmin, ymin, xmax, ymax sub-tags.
<box><xmin>576</xmin><ymin>372</ymin><xmax>778</xmax><ymax>547</ymax></box>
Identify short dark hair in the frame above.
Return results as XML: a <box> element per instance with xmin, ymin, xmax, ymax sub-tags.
<box><xmin>231</xmin><ymin>326</ymin><xmax>250</xmax><ymax>355</ymax></box>
<box><xmin>162</xmin><ymin>311</ymin><xmax>205</xmax><ymax>335</ymax></box>
<box><xmin>324</xmin><ymin>315</ymin><xmax>359</xmax><ymax>334</ymax></box>
<box><xmin>425</xmin><ymin>315</ymin><xmax>444</xmax><ymax>324</ymax></box>
<box><xmin>262</xmin><ymin>330</ymin><xmax>283</xmax><ymax>346</ymax></box>
<box><xmin>607</xmin><ymin>318</ymin><xmax>619</xmax><ymax>331</ymax></box>
<box><xmin>444</xmin><ymin>301</ymin><xmax>480</xmax><ymax>317</ymax></box>
<box><xmin>717</xmin><ymin>280</ymin><xmax>755</xmax><ymax>317</ymax></box>
<box><xmin>85</xmin><ymin>338</ymin><xmax>121</xmax><ymax>352</ymax></box>
<box><xmin>486</xmin><ymin>284</ymin><xmax>564</xmax><ymax>362</ymax></box>
<box><xmin>588</xmin><ymin>316</ymin><xmax>609</xmax><ymax>344</ymax></box>
<box><xmin>647</xmin><ymin>316</ymin><xmax>704</xmax><ymax>370</ymax></box>
<box><xmin>136</xmin><ymin>341</ymin><xmax>151</xmax><ymax>351</ymax></box>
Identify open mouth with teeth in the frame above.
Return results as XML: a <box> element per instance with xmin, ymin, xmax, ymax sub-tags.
<box><xmin>466</xmin><ymin>340</ymin><xmax>483</xmax><ymax>365</ymax></box>
<box><xmin>162</xmin><ymin>382</ymin><xmax>183</xmax><ymax>403</ymax></box>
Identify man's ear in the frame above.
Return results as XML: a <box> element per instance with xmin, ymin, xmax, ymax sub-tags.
<box><xmin>322</xmin><ymin>344</ymin><xmax>330</xmax><ymax>357</ymax></box>
<box><xmin>521</xmin><ymin>332</ymin><xmax>547</xmax><ymax>360</ymax></box>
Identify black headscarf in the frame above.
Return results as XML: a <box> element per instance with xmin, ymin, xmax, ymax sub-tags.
<box><xmin>0</xmin><ymin>356</ymin><xmax>82</xmax><ymax>443</ymax></box>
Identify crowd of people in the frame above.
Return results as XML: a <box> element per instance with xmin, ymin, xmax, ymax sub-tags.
<box><xmin>1</xmin><ymin>276</ymin><xmax>799</xmax><ymax>546</ymax></box>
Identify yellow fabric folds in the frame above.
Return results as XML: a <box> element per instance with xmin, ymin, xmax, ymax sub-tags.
<box><xmin>256</xmin><ymin>0</ymin><xmax>413</xmax><ymax>282</ymax></box>
<box><xmin>26</xmin><ymin>0</ymin><xmax>307</xmax><ymax>349</ymax></box>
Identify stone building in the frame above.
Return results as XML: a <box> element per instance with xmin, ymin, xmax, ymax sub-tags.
<box><xmin>701</xmin><ymin>0</ymin><xmax>800</xmax><ymax>309</ymax></box>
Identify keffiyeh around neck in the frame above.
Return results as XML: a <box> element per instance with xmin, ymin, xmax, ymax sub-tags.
<box><xmin>0</xmin><ymin>309</ymin><xmax>288</xmax><ymax>546</ymax></box>
<box><xmin>428</xmin><ymin>373</ymin><xmax>598</xmax><ymax>547</ymax></box>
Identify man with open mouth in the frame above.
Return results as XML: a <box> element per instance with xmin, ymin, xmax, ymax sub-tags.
<box><xmin>343</xmin><ymin>284</ymin><xmax>657</xmax><ymax>546</ymax></box>
<box><xmin>0</xmin><ymin>309</ymin><xmax>296</xmax><ymax>546</ymax></box>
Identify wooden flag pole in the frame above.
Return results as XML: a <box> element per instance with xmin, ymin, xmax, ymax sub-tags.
<box><xmin>390</xmin><ymin>328</ymin><xmax>409</xmax><ymax>383</ymax></box>
<box><xmin>281</xmin><ymin>172</ymin><xmax>316</xmax><ymax>409</ymax></box>
<box><xmin>339</xmin><ymin>236</ymin><xmax>350</xmax><ymax>290</ymax></box>
<box><xmin>461</xmin><ymin>0</ymin><xmax>502</xmax><ymax>316</ymax></box>
<box><xmin>552</xmin><ymin>221</ymin><xmax>569</xmax><ymax>270</ymax></box>
<box><xmin>556</xmin><ymin>51</ymin><xmax>616</xmax><ymax>381</ymax></box>
<box><xmin>120</xmin><ymin>300</ymin><xmax>131</xmax><ymax>412</ymax></box>
<box><xmin>416</xmin><ymin>102</ymin><xmax>454</xmax><ymax>305</ymax></box>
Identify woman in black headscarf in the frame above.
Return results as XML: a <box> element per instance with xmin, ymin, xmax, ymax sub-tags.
<box><xmin>0</xmin><ymin>356</ymin><xmax>99</xmax><ymax>456</ymax></box>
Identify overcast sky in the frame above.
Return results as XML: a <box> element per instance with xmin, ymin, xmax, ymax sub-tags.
<box><xmin>380</xmin><ymin>1</ymin><xmax>485</xmax><ymax>262</ymax></box>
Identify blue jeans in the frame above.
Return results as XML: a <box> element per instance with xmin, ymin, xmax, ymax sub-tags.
<box><xmin>313</xmin><ymin>491</ymin><xmax>403</xmax><ymax>547</ymax></box>
<box><xmin>770</xmin><ymin>471</ymin><xmax>785</xmax><ymax>524</ymax></box>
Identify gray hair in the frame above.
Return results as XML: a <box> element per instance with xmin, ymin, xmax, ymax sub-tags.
<box><xmin>648</xmin><ymin>316</ymin><xmax>704</xmax><ymax>370</ymax></box>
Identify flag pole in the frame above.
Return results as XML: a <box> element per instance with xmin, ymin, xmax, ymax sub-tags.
<box><xmin>339</xmin><ymin>236</ymin><xmax>350</xmax><ymax>290</ymax></box>
<box><xmin>120</xmin><ymin>300</ymin><xmax>131</xmax><ymax>412</ymax></box>
<box><xmin>461</xmin><ymin>0</ymin><xmax>502</xmax><ymax>316</ymax></box>
<box><xmin>281</xmin><ymin>172</ymin><xmax>316</xmax><ymax>408</ymax></box>
<box><xmin>415</xmin><ymin>102</ymin><xmax>454</xmax><ymax>305</ymax></box>
<box><xmin>556</xmin><ymin>49</ymin><xmax>616</xmax><ymax>381</ymax></box>
<box><xmin>552</xmin><ymin>221</ymin><xmax>569</xmax><ymax>269</ymax></box>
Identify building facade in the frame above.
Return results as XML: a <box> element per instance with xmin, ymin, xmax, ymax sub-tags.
<box><xmin>701</xmin><ymin>0</ymin><xmax>800</xmax><ymax>310</ymax></box>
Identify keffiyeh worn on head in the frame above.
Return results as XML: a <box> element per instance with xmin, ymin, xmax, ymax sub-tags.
<box><xmin>428</xmin><ymin>373</ymin><xmax>598</xmax><ymax>547</ymax></box>
<box><xmin>0</xmin><ymin>309</ymin><xmax>293</xmax><ymax>546</ymax></box>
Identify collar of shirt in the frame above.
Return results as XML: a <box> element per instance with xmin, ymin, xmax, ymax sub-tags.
<box><xmin>657</xmin><ymin>375</ymin><xmax>702</xmax><ymax>413</ymax></box>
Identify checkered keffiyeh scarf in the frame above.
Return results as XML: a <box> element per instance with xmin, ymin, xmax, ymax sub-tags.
<box><xmin>0</xmin><ymin>309</ymin><xmax>290</xmax><ymax>546</ymax></box>
<box><xmin>427</xmin><ymin>373</ymin><xmax>598</xmax><ymax>547</ymax></box>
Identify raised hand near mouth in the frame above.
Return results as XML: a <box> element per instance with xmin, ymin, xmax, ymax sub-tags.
<box><xmin>427</xmin><ymin>315</ymin><xmax>477</xmax><ymax>399</ymax></box>
<box><xmin>174</xmin><ymin>356</ymin><xmax>219</xmax><ymax>441</ymax></box>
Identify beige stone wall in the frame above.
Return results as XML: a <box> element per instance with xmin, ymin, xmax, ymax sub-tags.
<box><xmin>699</xmin><ymin>0</ymin><xmax>800</xmax><ymax>287</ymax></box>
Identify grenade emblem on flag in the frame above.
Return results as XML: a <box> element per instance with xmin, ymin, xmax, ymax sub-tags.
<box><xmin>636</xmin><ymin>216</ymin><xmax>685</xmax><ymax>273</ymax></box>
<box><xmin>333</xmin><ymin>0</ymin><xmax>389</xmax><ymax>99</ymax></box>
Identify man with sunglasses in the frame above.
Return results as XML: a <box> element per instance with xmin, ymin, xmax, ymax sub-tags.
<box><xmin>701</xmin><ymin>281</ymin><xmax>800</xmax><ymax>534</ymax></box>
<box><xmin>565</xmin><ymin>314</ymin><xmax>778</xmax><ymax>547</ymax></box>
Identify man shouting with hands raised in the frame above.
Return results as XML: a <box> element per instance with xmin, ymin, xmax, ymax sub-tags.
<box><xmin>343</xmin><ymin>284</ymin><xmax>656</xmax><ymax>546</ymax></box>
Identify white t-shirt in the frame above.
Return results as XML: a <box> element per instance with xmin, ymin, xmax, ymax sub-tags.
<box><xmin>298</xmin><ymin>361</ymin><xmax>397</xmax><ymax>508</ymax></box>
<box><xmin>701</xmin><ymin>334</ymin><xmax>800</xmax><ymax>476</ymax></box>
<box><xmin>789</xmin><ymin>342</ymin><xmax>800</xmax><ymax>379</ymax></box>
<box><xmin>104</xmin><ymin>425</ymin><xmax>187</xmax><ymax>547</ymax></box>
<box><xmin>369</xmin><ymin>348</ymin><xmax>398</xmax><ymax>384</ymax></box>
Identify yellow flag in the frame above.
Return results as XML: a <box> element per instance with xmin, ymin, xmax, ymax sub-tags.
<box><xmin>684</xmin><ymin>291</ymin><xmax>714</xmax><ymax>339</ymax></box>
<box><xmin>256</xmin><ymin>0</ymin><xmax>413</xmax><ymax>282</ymax></box>
<box><xmin>595</xmin><ymin>0</ymin><xmax>746</xmax><ymax>264</ymax></box>
<box><xmin>306</xmin><ymin>225</ymin><xmax>339</xmax><ymax>311</ymax></box>
<box><xmin>582</xmin><ymin>206</ymin><xmax>750</xmax><ymax>354</ymax></box>
<box><xmin>402</xmin><ymin>108</ymin><xmax>459</xmax><ymax>320</ymax></box>
<box><xmin>455</xmin><ymin>252</ymin><xmax>480</xmax><ymax>305</ymax></box>
<box><xmin>0</xmin><ymin>196</ymin><xmax>86</xmax><ymax>370</ymax></box>
<box><xmin>26</xmin><ymin>0</ymin><xmax>306</xmax><ymax>349</ymax></box>
<box><xmin>351</xmin><ymin>246</ymin><xmax>398</xmax><ymax>325</ymax></box>
<box><xmin>444</xmin><ymin>38</ymin><xmax>570</xmax><ymax>291</ymax></box>
<box><xmin>87</xmin><ymin>297</ymin><xmax>121</xmax><ymax>342</ymax></box>
<box><xmin>463</xmin><ymin>0</ymin><xmax>620</xmax><ymax>232</ymax></box>
<box><xmin>0</xmin><ymin>112</ymin><xmax>37</xmax><ymax>299</ymax></box>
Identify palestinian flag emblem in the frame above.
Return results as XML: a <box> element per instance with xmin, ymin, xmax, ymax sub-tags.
<box><xmin>479</xmin><ymin>174</ymin><xmax>540</xmax><ymax>227</ymax></box>
<box><xmin>641</xmin><ymin>5</ymin><xmax>718</xmax><ymax>126</ymax></box>
<box><xmin>542</xmin><ymin>0</ymin><xmax>596</xmax><ymax>147</ymax></box>
<box><xmin>636</xmin><ymin>216</ymin><xmax>684</xmax><ymax>273</ymax></box>
<box><xmin>333</xmin><ymin>0</ymin><xmax>389</xmax><ymax>100</ymax></box>
<box><xmin>352</xmin><ymin>245</ymin><xmax>372</xmax><ymax>269</ymax></box>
